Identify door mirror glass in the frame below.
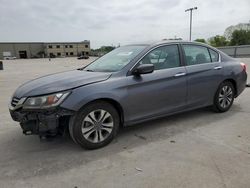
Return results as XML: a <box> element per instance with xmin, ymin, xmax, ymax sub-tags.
<box><xmin>132</xmin><ymin>64</ymin><xmax>154</xmax><ymax>75</ymax></box>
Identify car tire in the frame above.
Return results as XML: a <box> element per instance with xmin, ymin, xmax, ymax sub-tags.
<box><xmin>70</xmin><ymin>101</ymin><xmax>120</xmax><ymax>149</ymax></box>
<box><xmin>213</xmin><ymin>81</ymin><xmax>235</xmax><ymax>113</ymax></box>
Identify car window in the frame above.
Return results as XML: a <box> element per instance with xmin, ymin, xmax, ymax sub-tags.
<box><xmin>139</xmin><ymin>45</ymin><xmax>180</xmax><ymax>70</ymax></box>
<box><xmin>183</xmin><ymin>45</ymin><xmax>211</xmax><ymax>65</ymax></box>
<box><xmin>208</xmin><ymin>48</ymin><xmax>219</xmax><ymax>62</ymax></box>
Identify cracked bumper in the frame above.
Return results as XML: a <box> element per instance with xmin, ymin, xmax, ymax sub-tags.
<box><xmin>9</xmin><ymin>108</ymin><xmax>74</xmax><ymax>136</ymax></box>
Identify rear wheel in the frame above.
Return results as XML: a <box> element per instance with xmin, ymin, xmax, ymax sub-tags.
<box><xmin>213</xmin><ymin>81</ymin><xmax>235</xmax><ymax>112</ymax></box>
<box><xmin>69</xmin><ymin>101</ymin><xmax>120</xmax><ymax>149</ymax></box>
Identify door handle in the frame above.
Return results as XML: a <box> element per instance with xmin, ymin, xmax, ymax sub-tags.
<box><xmin>214</xmin><ymin>66</ymin><xmax>222</xmax><ymax>70</ymax></box>
<box><xmin>174</xmin><ymin>72</ymin><xmax>186</xmax><ymax>77</ymax></box>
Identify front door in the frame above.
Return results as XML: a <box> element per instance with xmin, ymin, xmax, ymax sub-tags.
<box><xmin>125</xmin><ymin>44</ymin><xmax>187</xmax><ymax>123</ymax></box>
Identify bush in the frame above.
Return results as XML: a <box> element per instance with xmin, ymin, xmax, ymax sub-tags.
<box><xmin>194</xmin><ymin>39</ymin><xmax>206</xmax><ymax>43</ymax></box>
<box><xmin>208</xmin><ymin>35</ymin><xmax>229</xmax><ymax>47</ymax></box>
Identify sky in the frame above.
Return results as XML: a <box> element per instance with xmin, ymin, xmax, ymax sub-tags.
<box><xmin>0</xmin><ymin>0</ymin><xmax>250</xmax><ymax>48</ymax></box>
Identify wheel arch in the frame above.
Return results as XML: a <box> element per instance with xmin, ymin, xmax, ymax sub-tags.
<box><xmin>79</xmin><ymin>98</ymin><xmax>124</xmax><ymax>126</ymax></box>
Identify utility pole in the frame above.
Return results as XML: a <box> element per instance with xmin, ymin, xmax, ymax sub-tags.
<box><xmin>185</xmin><ymin>7</ymin><xmax>197</xmax><ymax>41</ymax></box>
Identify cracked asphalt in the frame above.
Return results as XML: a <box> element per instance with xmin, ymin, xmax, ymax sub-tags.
<box><xmin>0</xmin><ymin>57</ymin><xmax>250</xmax><ymax>188</ymax></box>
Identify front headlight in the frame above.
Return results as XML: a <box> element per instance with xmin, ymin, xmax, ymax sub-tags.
<box><xmin>23</xmin><ymin>91</ymin><xmax>70</xmax><ymax>109</ymax></box>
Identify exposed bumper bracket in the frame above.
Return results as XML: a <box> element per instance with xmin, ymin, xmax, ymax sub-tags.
<box><xmin>10</xmin><ymin>108</ymin><xmax>74</xmax><ymax>136</ymax></box>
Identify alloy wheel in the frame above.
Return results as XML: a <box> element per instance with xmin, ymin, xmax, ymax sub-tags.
<box><xmin>218</xmin><ymin>85</ymin><xmax>233</xmax><ymax>109</ymax></box>
<box><xmin>81</xmin><ymin>109</ymin><xmax>114</xmax><ymax>143</ymax></box>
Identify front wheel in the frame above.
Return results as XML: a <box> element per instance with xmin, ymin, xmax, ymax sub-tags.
<box><xmin>69</xmin><ymin>101</ymin><xmax>120</xmax><ymax>149</ymax></box>
<box><xmin>213</xmin><ymin>81</ymin><xmax>235</xmax><ymax>112</ymax></box>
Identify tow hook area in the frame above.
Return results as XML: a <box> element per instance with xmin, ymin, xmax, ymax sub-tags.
<box><xmin>15</xmin><ymin>108</ymin><xmax>75</xmax><ymax>137</ymax></box>
<box><xmin>23</xmin><ymin>130</ymin><xmax>32</xmax><ymax>135</ymax></box>
<box><xmin>20</xmin><ymin>117</ymin><xmax>59</xmax><ymax>137</ymax></box>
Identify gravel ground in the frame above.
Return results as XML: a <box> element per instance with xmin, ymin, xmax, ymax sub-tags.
<box><xmin>0</xmin><ymin>57</ymin><xmax>250</xmax><ymax>188</ymax></box>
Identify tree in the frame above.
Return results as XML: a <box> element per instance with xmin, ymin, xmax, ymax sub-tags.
<box><xmin>194</xmin><ymin>38</ymin><xmax>206</xmax><ymax>43</ymax></box>
<box><xmin>230</xmin><ymin>29</ymin><xmax>250</xmax><ymax>45</ymax></box>
<box><xmin>99</xmin><ymin>46</ymin><xmax>115</xmax><ymax>53</ymax></box>
<box><xmin>208</xmin><ymin>35</ymin><xmax>229</xmax><ymax>47</ymax></box>
<box><xmin>91</xmin><ymin>46</ymin><xmax>115</xmax><ymax>56</ymax></box>
<box><xmin>224</xmin><ymin>22</ymin><xmax>250</xmax><ymax>40</ymax></box>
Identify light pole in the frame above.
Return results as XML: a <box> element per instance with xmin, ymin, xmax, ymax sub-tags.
<box><xmin>185</xmin><ymin>7</ymin><xmax>197</xmax><ymax>41</ymax></box>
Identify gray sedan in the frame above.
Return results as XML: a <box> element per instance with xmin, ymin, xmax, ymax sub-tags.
<box><xmin>9</xmin><ymin>41</ymin><xmax>247</xmax><ymax>149</ymax></box>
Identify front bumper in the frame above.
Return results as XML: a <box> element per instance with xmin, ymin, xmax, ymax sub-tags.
<box><xmin>9</xmin><ymin>107</ymin><xmax>74</xmax><ymax>136</ymax></box>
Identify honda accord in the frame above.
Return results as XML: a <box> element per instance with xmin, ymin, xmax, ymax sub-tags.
<box><xmin>9</xmin><ymin>41</ymin><xmax>247</xmax><ymax>149</ymax></box>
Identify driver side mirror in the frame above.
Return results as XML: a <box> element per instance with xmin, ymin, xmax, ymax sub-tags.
<box><xmin>132</xmin><ymin>64</ymin><xmax>154</xmax><ymax>75</ymax></box>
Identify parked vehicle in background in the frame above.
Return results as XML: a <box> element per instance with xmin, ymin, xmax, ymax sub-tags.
<box><xmin>3</xmin><ymin>51</ymin><xmax>16</xmax><ymax>60</ymax></box>
<box><xmin>9</xmin><ymin>41</ymin><xmax>247</xmax><ymax>149</ymax></box>
<box><xmin>77</xmin><ymin>55</ymin><xmax>89</xmax><ymax>60</ymax></box>
<box><xmin>49</xmin><ymin>53</ymin><xmax>56</xmax><ymax>58</ymax></box>
<box><xmin>4</xmin><ymin>56</ymin><xmax>16</xmax><ymax>60</ymax></box>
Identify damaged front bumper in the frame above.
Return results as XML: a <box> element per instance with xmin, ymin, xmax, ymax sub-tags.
<box><xmin>9</xmin><ymin>107</ymin><xmax>74</xmax><ymax>136</ymax></box>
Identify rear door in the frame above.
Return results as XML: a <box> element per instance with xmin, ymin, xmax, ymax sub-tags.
<box><xmin>125</xmin><ymin>44</ymin><xmax>187</xmax><ymax>122</ymax></box>
<box><xmin>181</xmin><ymin>44</ymin><xmax>223</xmax><ymax>107</ymax></box>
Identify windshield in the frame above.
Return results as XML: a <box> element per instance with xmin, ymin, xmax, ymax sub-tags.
<box><xmin>84</xmin><ymin>45</ymin><xmax>146</xmax><ymax>72</ymax></box>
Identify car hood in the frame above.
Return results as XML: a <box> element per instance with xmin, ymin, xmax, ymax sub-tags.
<box><xmin>13</xmin><ymin>70</ymin><xmax>112</xmax><ymax>98</ymax></box>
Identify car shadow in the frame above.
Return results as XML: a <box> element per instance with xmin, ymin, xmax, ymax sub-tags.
<box><xmin>0</xmin><ymin>107</ymin><xmax>239</xmax><ymax>180</ymax></box>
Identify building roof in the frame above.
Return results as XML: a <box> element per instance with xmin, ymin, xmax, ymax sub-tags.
<box><xmin>0</xmin><ymin>41</ymin><xmax>90</xmax><ymax>44</ymax></box>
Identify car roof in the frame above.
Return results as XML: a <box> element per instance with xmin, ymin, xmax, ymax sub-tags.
<box><xmin>125</xmin><ymin>40</ymin><xmax>208</xmax><ymax>47</ymax></box>
<box><xmin>123</xmin><ymin>40</ymin><xmax>226</xmax><ymax>59</ymax></box>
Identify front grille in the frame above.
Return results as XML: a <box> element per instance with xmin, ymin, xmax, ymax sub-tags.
<box><xmin>11</xmin><ymin>97</ymin><xmax>20</xmax><ymax>107</ymax></box>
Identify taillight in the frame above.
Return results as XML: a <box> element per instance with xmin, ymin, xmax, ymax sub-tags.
<box><xmin>240</xmin><ymin>63</ymin><xmax>246</xmax><ymax>72</ymax></box>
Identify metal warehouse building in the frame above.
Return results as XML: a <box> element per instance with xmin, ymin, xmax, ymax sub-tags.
<box><xmin>0</xmin><ymin>41</ymin><xmax>90</xmax><ymax>59</ymax></box>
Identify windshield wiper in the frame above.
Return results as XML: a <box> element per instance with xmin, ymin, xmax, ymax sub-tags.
<box><xmin>85</xmin><ymin>69</ymin><xmax>94</xmax><ymax>72</ymax></box>
<box><xmin>77</xmin><ymin>67</ymin><xmax>94</xmax><ymax>72</ymax></box>
<box><xmin>77</xmin><ymin>67</ymin><xmax>84</xmax><ymax>70</ymax></box>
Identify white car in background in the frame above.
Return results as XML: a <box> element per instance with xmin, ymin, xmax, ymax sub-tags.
<box><xmin>4</xmin><ymin>56</ymin><xmax>16</xmax><ymax>60</ymax></box>
<box><xmin>3</xmin><ymin>52</ymin><xmax>16</xmax><ymax>60</ymax></box>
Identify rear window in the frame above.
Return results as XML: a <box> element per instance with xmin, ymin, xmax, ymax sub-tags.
<box><xmin>183</xmin><ymin>45</ymin><xmax>211</xmax><ymax>65</ymax></box>
<box><xmin>209</xmin><ymin>49</ymin><xmax>219</xmax><ymax>62</ymax></box>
